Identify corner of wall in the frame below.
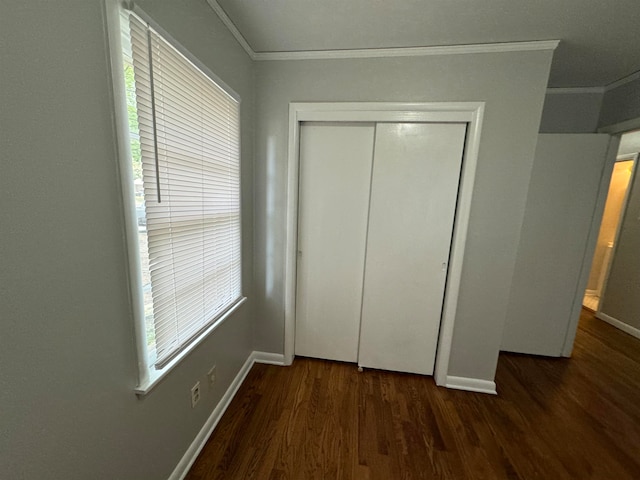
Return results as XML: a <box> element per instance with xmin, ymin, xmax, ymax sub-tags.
<box><xmin>598</xmin><ymin>75</ymin><xmax>640</xmax><ymax>130</ymax></box>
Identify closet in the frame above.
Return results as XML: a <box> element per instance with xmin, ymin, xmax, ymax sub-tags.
<box><xmin>294</xmin><ymin>121</ymin><xmax>467</xmax><ymax>375</ymax></box>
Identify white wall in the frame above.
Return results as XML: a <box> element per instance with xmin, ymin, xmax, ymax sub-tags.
<box><xmin>0</xmin><ymin>1</ymin><xmax>254</xmax><ymax>479</ymax></box>
<box><xmin>253</xmin><ymin>50</ymin><xmax>553</xmax><ymax>382</ymax></box>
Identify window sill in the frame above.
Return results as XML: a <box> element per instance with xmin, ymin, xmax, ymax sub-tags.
<box><xmin>134</xmin><ymin>296</ymin><xmax>247</xmax><ymax>396</ymax></box>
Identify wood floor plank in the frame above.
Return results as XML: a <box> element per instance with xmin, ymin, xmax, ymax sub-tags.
<box><xmin>185</xmin><ymin>309</ymin><xmax>640</xmax><ymax>479</ymax></box>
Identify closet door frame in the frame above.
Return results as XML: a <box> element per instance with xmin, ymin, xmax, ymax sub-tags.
<box><xmin>284</xmin><ymin>102</ymin><xmax>485</xmax><ymax>388</ymax></box>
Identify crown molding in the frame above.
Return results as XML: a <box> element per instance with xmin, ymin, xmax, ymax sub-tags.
<box><xmin>205</xmin><ymin>0</ymin><xmax>256</xmax><ymax>60</ymax></box>
<box><xmin>252</xmin><ymin>40</ymin><xmax>560</xmax><ymax>61</ymax></box>
<box><xmin>205</xmin><ymin>1</ymin><xmax>558</xmax><ymax>62</ymax></box>
<box><xmin>605</xmin><ymin>70</ymin><xmax>640</xmax><ymax>92</ymax></box>
<box><xmin>206</xmin><ymin>0</ymin><xmax>637</xmax><ymax>92</ymax></box>
<box><xmin>545</xmin><ymin>70</ymin><xmax>640</xmax><ymax>95</ymax></box>
<box><xmin>546</xmin><ymin>87</ymin><xmax>605</xmax><ymax>95</ymax></box>
<box><xmin>598</xmin><ymin>116</ymin><xmax>640</xmax><ymax>134</ymax></box>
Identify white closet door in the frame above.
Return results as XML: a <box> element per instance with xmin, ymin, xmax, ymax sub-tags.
<box><xmin>358</xmin><ymin>123</ymin><xmax>467</xmax><ymax>375</ymax></box>
<box><xmin>295</xmin><ymin>122</ymin><xmax>375</xmax><ymax>362</ymax></box>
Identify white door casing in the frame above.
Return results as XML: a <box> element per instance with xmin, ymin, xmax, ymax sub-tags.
<box><xmin>284</xmin><ymin>102</ymin><xmax>484</xmax><ymax>387</ymax></box>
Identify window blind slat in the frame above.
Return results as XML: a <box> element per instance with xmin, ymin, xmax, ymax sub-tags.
<box><xmin>128</xmin><ymin>13</ymin><xmax>242</xmax><ymax>369</ymax></box>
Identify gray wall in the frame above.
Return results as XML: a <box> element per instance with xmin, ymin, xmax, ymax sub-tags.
<box><xmin>600</xmin><ymin>132</ymin><xmax>640</xmax><ymax>330</ymax></box>
<box><xmin>502</xmin><ymin>134</ymin><xmax>613</xmax><ymax>356</ymax></box>
<box><xmin>253</xmin><ymin>51</ymin><xmax>553</xmax><ymax>381</ymax></box>
<box><xmin>538</xmin><ymin>77</ymin><xmax>640</xmax><ymax>334</ymax></box>
<box><xmin>0</xmin><ymin>1</ymin><xmax>254</xmax><ymax>479</ymax></box>
<box><xmin>539</xmin><ymin>92</ymin><xmax>603</xmax><ymax>133</ymax></box>
<box><xmin>539</xmin><ymin>76</ymin><xmax>640</xmax><ymax>133</ymax></box>
<box><xmin>599</xmin><ymin>76</ymin><xmax>640</xmax><ymax>128</ymax></box>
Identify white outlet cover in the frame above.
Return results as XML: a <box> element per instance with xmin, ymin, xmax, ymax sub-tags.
<box><xmin>191</xmin><ymin>381</ymin><xmax>201</xmax><ymax>408</ymax></box>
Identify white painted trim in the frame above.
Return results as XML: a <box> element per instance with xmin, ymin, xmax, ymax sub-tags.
<box><xmin>596</xmin><ymin>153</ymin><xmax>638</xmax><ymax>318</ymax></box>
<box><xmin>283</xmin><ymin>106</ymin><xmax>300</xmax><ymax>366</ymax></box>
<box><xmin>284</xmin><ymin>102</ymin><xmax>485</xmax><ymax>387</ymax></box>
<box><xmin>433</xmin><ymin>105</ymin><xmax>484</xmax><ymax>388</ymax></box>
<box><xmin>596</xmin><ymin>312</ymin><xmax>640</xmax><ymax>340</ymax></box>
<box><xmin>544</xmin><ymin>72</ymin><xmax>639</xmax><ymax>95</ymax></box>
<box><xmin>104</xmin><ymin>0</ymin><xmax>151</xmax><ymax>388</ymax></box>
<box><xmin>545</xmin><ymin>75</ymin><xmax>640</xmax><ymax>95</ymax></box>
<box><xmin>545</xmin><ymin>87</ymin><xmax>605</xmax><ymax>95</ymax></box>
<box><xmin>167</xmin><ymin>350</ymin><xmax>285</xmax><ymax>480</ymax></box>
<box><xmin>253</xmin><ymin>351</ymin><xmax>287</xmax><ymax>365</ymax></box>
<box><xmin>205</xmin><ymin>0</ymin><xmax>256</xmax><ymax>60</ymax></box>
<box><xmin>203</xmin><ymin>0</ymin><xmax>633</xmax><ymax>95</ymax></box>
<box><xmin>254</xmin><ymin>40</ymin><xmax>559</xmax><ymax>61</ymax></box>
<box><xmin>168</xmin><ymin>351</ymin><xmax>255</xmax><ymax>480</ymax></box>
<box><xmin>604</xmin><ymin>70</ymin><xmax>640</xmax><ymax>92</ymax></box>
<box><xmin>291</xmin><ymin>101</ymin><xmax>483</xmax><ymax>114</ymax></box>
<box><xmin>598</xmin><ymin>117</ymin><xmax>640</xmax><ymax>134</ymax></box>
<box><xmin>617</xmin><ymin>153</ymin><xmax>640</xmax><ymax>163</ymax></box>
<box><xmin>445</xmin><ymin>376</ymin><xmax>497</xmax><ymax>395</ymax></box>
<box><xmin>199</xmin><ymin>7</ymin><xmax>558</xmax><ymax>63</ymax></box>
<box><xmin>561</xmin><ymin>136</ymin><xmax>620</xmax><ymax>357</ymax></box>
<box><xmin>135</xmin><ymin>298</ymin><xmax>248</xmax><ymax>395</ymax></box>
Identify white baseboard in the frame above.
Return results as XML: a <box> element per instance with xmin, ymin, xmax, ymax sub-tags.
<box><xmin>596</xmin><ymin>312</ymin><xmax>640</xmax><ymax>340</ymax></box>
<box><xmin>252</xmin><ymin>351</ymin><xmax>286</xmax><ymax>365</ymax></box>
<box><xmin>168</xmin><ymin>352</ymin><xmax>499</xmax><ymax>479</ymax></box>
<box><xmin>445</xmin><ymin>375</ymin><xmax>497</xmax><ymax>395</ymax></box>
<box><xmin>168</xmin><ymin>350</ymin><xmax>285</xmax><ymax>480</ymax></box>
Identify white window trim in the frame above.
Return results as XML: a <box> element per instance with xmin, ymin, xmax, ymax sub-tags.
<box><xmin>136</xmin><ymin>298</ymin><xmax>246</xmax><ymax>394</ymax></box>
<box><xmin>104</xmin><ymin>0</ymin><xmax>245</xmax><ymax>395</ymax></box>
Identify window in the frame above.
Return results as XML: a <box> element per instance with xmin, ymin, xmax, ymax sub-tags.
<box><xmin>117</xmin><ymin>8</ymin><xmax>242</xmax><ymax>383</ymax></box>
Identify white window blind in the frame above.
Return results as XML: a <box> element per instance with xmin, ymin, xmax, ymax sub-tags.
<box><xmin>128</xmin><ymin>13</ymin><xmax>242</xmax><ymax>368</ymax></box>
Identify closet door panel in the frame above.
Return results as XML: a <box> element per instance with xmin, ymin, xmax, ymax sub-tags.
<box><xmin>358</xmin><ymin>123</ymin><xmax>466</xmax><ymax>374</ymax></box>
<box><xmin>295</xmin><ymin>122</ymin><xmax>375</xmax><ymax>362</ymax></box>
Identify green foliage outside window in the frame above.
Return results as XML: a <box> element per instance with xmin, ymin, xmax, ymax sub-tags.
<box><xmin>124</xmin><ymin>64</ymin><xmax>142</xmax><ymax>182</ymax></box>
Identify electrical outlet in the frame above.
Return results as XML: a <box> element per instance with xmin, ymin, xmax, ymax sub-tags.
<box><xmin>207</xmin><ymin>364</ymin><xmax>217</xmax><ymax>387</ymax></box>
<box><xmin>190</xmin><ymin>381</ymin><xmax>201</xmax><ymax>408</ymax></box>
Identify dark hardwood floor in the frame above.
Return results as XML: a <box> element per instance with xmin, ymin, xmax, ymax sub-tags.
<box><xmin>186</xmin><ymin>310</ymin><xmax>640</xmax><ymax>479</ymax></box>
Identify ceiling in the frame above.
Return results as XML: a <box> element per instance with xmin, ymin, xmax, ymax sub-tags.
<box><xmin>213</xmin><ymin>0</ymin><xmax>640</xmax><ymax>88</ymax></box>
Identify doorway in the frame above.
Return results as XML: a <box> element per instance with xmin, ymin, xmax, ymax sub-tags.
<box><xmin>582</xmin><ymin>133</ymin><xmax>638</xmax><ymax>313</ymax></box>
